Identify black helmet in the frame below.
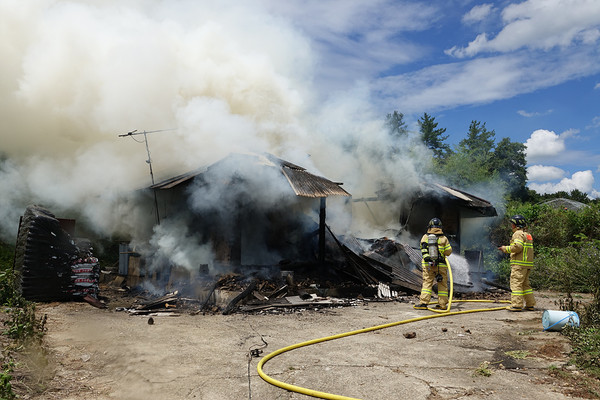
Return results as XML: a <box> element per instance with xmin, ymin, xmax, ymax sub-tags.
<box><xmin>428</xmin><ymin>218</ymin><xmax>442</xmax><ymax>229</ymax></box>
<box><xmin>509</xmin><ymin>215</ymin><xmax>527</xmax><ymax>228</ymax></box>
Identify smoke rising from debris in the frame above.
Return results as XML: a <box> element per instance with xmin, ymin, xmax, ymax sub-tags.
<box><xmin>0</xmin><ymin>1</ymin><xmax>432</xmax><ymax>268</ymax></box>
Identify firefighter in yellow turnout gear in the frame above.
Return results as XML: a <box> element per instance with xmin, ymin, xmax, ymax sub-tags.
<box><xmin>499</xmin><ymin>215</ymin><xmax>536</xmax><ymax>311</ymax></box>
<box><xmin>414</xmin><ymin>218</ymin><xmax>453</xmax><ymax>310</ymax></box>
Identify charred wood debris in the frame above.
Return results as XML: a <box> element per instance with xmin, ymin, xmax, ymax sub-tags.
<box><xmin>113</xmin><ymin>236</ymin><xmax>508</xmax><ymax>317</ymax></box>
<box><xmin>115</xmin><ymin>273</ymin><xmax>373</xmax><ymax>317</ymax></box>
<box><xmin>113</xmin><ymin>272</ymin><xmax>508</xmax><ymax>318</ymax></box>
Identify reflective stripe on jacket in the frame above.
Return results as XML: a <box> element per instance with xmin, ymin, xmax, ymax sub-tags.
<box><xmin>506</xmin><ymin>229</ymin><xmax>534</xmax><ymax>268</ymax></box>
<box><xmin>420</xmin><ymin>228</ymin><xmax>452</xmax><ymax>268</ymax></box>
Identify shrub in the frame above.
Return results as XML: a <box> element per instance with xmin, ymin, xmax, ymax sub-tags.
<box><xmin>0</xmin><ymin>359</ymin><xmax>16</xmax><ymax>400</ymax></box>
<box><xmin>3</xmin><ymin>303</ymin><xmax>47</xmax><ymax>344</ymax></box>
<box><xmin>563</xmin><ymin>326</ymin><xmax>600</xmax><ymax>379</ymax></box>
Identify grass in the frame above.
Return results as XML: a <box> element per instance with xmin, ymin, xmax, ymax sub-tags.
<box><xmin>563</xmin><ymin>326</ymin><xmax>600</xmax><ymax>379</ymax></box>
<box><xmin>0</xmin><ymin>359</ymin><xmax>17</xmax><ymax>400</ymax></box>
<box><xmin>473</xmin><ymin>361</ymin><xmax>492</xmax><ymax>377</ymax></box>
<box><xmin>547</xmin><ymin>363</ymin><xmax>600</xmax><ymax>399</ymax></box>
<box><xmin>504</xmin><ymin>350</ymin><xmax>530</xmax><ymax>359</ymax></box>
<box><xmin>1</xmin><ymin>241</ymin><xmax>48</xmax><ymax>399</ymax></box>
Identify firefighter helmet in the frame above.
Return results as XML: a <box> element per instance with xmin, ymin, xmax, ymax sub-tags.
<box><xmin>509</xmin><ymin>214</ymin><xmax>527</xmax><ymax>228</ymax></box>
<box><xmin>428</xmin><ymin>218</ymin><xmax>442</xmax><ymax>229</ymax></box>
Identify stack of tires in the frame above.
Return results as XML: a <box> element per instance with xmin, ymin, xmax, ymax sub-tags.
<box><xmin>14</xmin><ymin>205</ymin><xmax>99</xmax><ymax>302</ymax></box>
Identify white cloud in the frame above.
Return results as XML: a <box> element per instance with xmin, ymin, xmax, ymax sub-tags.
<box><xmin>587</xmin><ymin>116</ymin><xmax>600</xmax><ymax>129</ymax></box>
<box><xmin>528</xmin><ymin>170</ymin><xmax>595</xmax><ymax>195</ymax></box>
<box><xmin>560</xmin><ymin>128</ymin><xmax>579</xmax><ymax>139</ymax></box>
<box><xmin>258</xmin><ymin>0</ymin><xmax>439</xmax><ymax>94</ymax></box>
<box><xmin>524</xmin><ymin>129</ymin><xmax>580</xmax><ymax>163</ymax></box>
<box><xmin>447</xmin><ymin>0</ymin><xmax>600</xmax><ymax>58</ymax></box>
<box><xmin>376</xmin><ymin>46</ymin><xmax>600</xmax><ymax>113</ymax></box>
<box><xmin>525</xmin><ymin>130</ymin><xmax>563</xmax><ymax>158</ymax></box>
<box><xmin>595</xmin><ymin>82</ymin><xmax>600</xmax><ymax>89</ymax></box>
<box><xmin>462</xmin><ymin>4</ymin><xmax>495</xmax><ymax>24</ymax></box>
<box><xmin>527</xmin><ymin>165</ymin><xmax>565</xmax><ymax>182</ymax></box>
<box><xmin>517</xmin><ymin>109</ymin><xmax>552</xmax><ymax>117</ymax></box>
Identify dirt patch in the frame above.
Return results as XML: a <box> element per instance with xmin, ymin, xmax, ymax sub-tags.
<box><xmin>538</xmin><ymin>342</ymin><xmax>567</xmax><ymax>359</ymax></box>
<box><xmin>4</xmin><ymin>290</ymin><xmax>598</xmax><ymax>400</ymax></box>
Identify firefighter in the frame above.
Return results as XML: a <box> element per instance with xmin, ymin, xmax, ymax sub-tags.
<box><xmin>414</xmin><ymin>218</ymin><xmax>452</xmax><ymax>310</ymax></box>
<box><xmin>498</xmin><ymin>215</ymin><xmax>536</xmax><ymax>311</ymax></box>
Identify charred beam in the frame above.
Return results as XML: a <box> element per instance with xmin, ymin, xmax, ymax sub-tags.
<box><xmin>222</xmin><ymin>279</ymin><xmax>257</xmax><ymax>315</ymax></box>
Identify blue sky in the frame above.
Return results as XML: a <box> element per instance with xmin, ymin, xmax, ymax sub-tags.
<box><xmin>260</xmin><ymin>0</ymin><xmax>600</xmax><ymax>198</ymax></box>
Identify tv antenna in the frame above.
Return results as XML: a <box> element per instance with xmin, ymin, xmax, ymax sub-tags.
<box><xmin>119</xmin><ymin>128</ymin><xmax>176</xmax><ymax>225</ymax></box>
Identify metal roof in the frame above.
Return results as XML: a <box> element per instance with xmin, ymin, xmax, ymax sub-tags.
<box><xmin>432</xmin><ymin>183</ymin><xmax>497</xmax><ymax>215</ymax></box>
<box><xmin>353</xmin><ymin>182</ymin><xmax>497</xmax><ymax>216</ymax></box>
<box><xmin>279</xmin><ymin>163</ymin><xmax>350</xmax><ymax>198</ymax></box>
<box><xmin>540</xmin><ymin>198</ymin><xmax>589</xmax><ymax>211</ymax></box>
<box><xmin>151</xmin><ymin>152</ymin><xmax>350</xmax><ymax>198</ymax></box>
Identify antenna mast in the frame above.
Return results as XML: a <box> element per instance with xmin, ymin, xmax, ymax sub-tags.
<box><xmin>119</xmin><ymin>129</ymin><xmax>175</xmax><ymax>225</ymax></box>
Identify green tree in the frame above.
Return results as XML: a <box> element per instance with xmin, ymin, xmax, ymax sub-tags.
<box><xmin>458</xmin><ymin>120</ymin><xmax>496</xmax><ymax>155</ymax></box>
<box><xmin>490</xmin><ymin>137</ymin><xmax>527</xmax><ymax>201</ymax></box>
<box><xmin>418</xmin><ymin>113</ymin><xmax>451</xmax><ymax>160</ymax></box>
<box><xmin>442</xmin><ymin>150</ymin><xmax>498</xmax><ymax>187</ymax></box>
<box><xmin>568</xmin><ymin>189</ymin><xmax>591</xmax><ymax>203</ymax></box>
<box><xmin>385</xmin><ymin>111</ymin><xmax>408</xmax><ymax>139</ymax></box>
<box><xmin>385</xmin><ymin>111</ymin><xmax>408</xmax><ymax>157</ymax></box>
<box><xmin>438</xmin><ymin>120</ymin><xmax>499</xmax><ymax>188</ymax></box>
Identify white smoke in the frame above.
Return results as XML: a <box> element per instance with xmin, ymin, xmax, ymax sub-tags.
<box><xmin>0</xmin><ymin>1</ymin><xmax>432</xmax><ymax>269</ymax></box>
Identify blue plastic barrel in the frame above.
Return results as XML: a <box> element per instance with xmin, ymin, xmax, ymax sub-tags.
<box><xmin>542</xmin><ymin>310</ymin><xmax>580</xmax><ymax>331</ymax></box>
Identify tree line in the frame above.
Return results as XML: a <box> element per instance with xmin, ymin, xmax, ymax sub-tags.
<box><xmin>385</xmin><ymin>110</ymin><xmax>596</xmax><ymax>204</ymax></box>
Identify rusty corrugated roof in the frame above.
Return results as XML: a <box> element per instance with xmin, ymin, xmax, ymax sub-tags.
<box><xmin>280</xmin><ymin>165</ymin><xmax>350</xmax><ymax>198</ymax></box>
<box><xmin>151</xmin><ymin>152</ymin><xmax>350</xmax><ymax>198</ymax></box>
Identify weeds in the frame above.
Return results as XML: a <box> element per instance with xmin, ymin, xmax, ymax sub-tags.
<box><xmin>473</xmin><ymin>361</ymin><xmax>492</xmax><ymax>377</ymax></box>
<box><xmin>0</xmin><ymin>358</ymin><xmax>17</xmax><ymax>400</ymax></box>
<box><xmin>563</xmin><ymin>326</ymin><xmax>600</xmax><ymax>379</ymax></box>
<box><xmin>547</xmin><ymin>363</ymin><xmax>600</xmax><ymax>399</ymax></box>
<box><xmin>1</xmin><ymin>246</ymin><xmax>48</xmax><ymax>399</ymax></box>
<box><xmin>504</xmin><ymin>350</ymin><xmax>530</xmax><ymax>359</ymax></box>
<box><xmin>4</xmin><ymin>304</ymin><xmax>47</xmax><ymax>344</ymax></box>
<box><xmin>0</xmin><ymin>271</ymin><xmax>23</xmax><ymax>308</ymax></box>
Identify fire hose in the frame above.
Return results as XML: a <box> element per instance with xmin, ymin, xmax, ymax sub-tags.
<box><xmin>256</xmin><ymin>257</ymin><xmax>511</xmax><ymax>400</ymax></box>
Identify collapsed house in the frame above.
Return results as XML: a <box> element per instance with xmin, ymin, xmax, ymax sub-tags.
<box><xmin>122</xmin><ymin>152</ymin><xmax>499</xmax><ymax>303</ymax></box>
<box><xmin>120</xmin><ymin>152</ymin><xmax>359</xmax><ymax>291</ymax></box>
<box><xmin>354</xmin><ymin>182</ymin><xmax>498</xmax><ymax>254</ymax></box>
<box><xmin>352</xmin><ymin>182</ymin><xmax>497</xmax><ymax>278</ymax></box>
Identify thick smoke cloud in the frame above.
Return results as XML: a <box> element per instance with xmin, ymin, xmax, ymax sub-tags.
<box><xmin>0</xmin><ymin>1</ymin><xmax>432</xmax><ymax>266</ymax></box>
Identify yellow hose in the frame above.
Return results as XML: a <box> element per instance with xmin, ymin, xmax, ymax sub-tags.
<box><xmin>257</xmin><ymin>258</ymin><xmax>511</xmax><ymax>399</ymax></box>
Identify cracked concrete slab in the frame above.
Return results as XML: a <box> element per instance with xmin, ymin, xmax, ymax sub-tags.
<box><xmin>31</xmin><ymin>292</ymin><xmax>578</xmax><ymax>399</ymax></box>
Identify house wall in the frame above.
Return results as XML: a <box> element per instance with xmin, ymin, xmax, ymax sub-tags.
<box><xmin>150</xmin><ymin>184</ymin><xmax>325</xmax><ymax>269</ymax></box>
<box><xmin>405</xmin><ymin>197</ymin><xmax>460</xmax><ymax>252</ymax></box>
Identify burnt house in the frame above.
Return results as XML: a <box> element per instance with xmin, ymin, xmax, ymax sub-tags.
<box><xmin>124</xmin><ymin>155</ymin><xmax>497</xmax><ymax>295</ymax></box>
<box><xmin>354</xmin><ymin>182</ymin><xmax>497</xmax><ymax>255</ymax></box>
<box><xmin>134</xmin><ymin>152</ymin><xmax>351</xmax><ymax>278</ymax></box>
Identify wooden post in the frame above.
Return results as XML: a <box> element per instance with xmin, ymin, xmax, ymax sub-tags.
<box><xmin>319</xmin><ymin>197</ymin><xmax>326</xmax><ymax>265</ymax></box>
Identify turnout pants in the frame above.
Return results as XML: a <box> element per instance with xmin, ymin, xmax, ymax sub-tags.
<box><xmin>510</xmin><ymin>265</ymin><xmax>535</xmax><ymax>309</ymax></box>
<box><xmin>419</xmin><ymin>265</ymin><xmax>448</xmax><ymax>308</ymax></box>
